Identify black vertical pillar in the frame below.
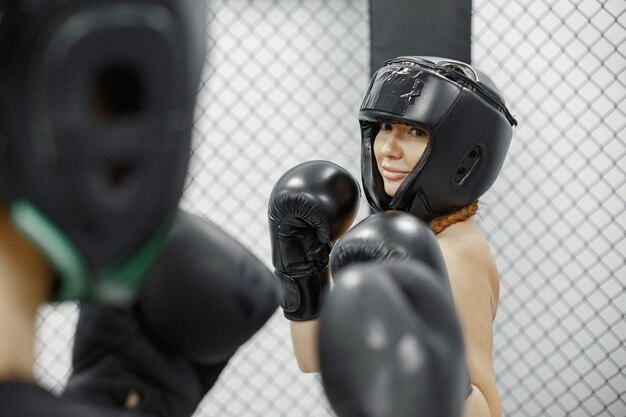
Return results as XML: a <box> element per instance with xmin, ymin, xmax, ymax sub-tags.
<box><xmin>368</xmin><ymin>0</ymin><xmax>472</xmax><ymax>75</ymax></box>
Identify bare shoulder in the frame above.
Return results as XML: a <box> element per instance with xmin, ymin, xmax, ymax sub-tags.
<box><xmin>435</xmin><ymin>218</ymin><xmax>500</xmax><ymax>318</ymax></box>
<box><xmin>436</xmin><ymin>219</ymin><xmax>493</xmax><ymax>259</ymax></box>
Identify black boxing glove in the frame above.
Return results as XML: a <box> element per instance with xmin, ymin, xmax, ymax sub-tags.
<box><xmin>61</xmin><ymin>211</ymin><xmax>280</xmax><ymax>417</ymax></box>
<box><xmin>62</xmin><ymin>305</ymin><xmax>220</xmax><ymax>417</ymax></box>
<box><xmin>268</xmin><ymin>161</ymin><xmax>360</xmax><ymax>321</ymax></box>
<box><xmin>319</xmin><ymin>261</ymin><xmax>469</xmax><ymax>417</ymax></box>
<box><xmin>137</xmin><ymin>211</ymin><xmax>280</xmax><ymax>364</ymax></box>
<box><xmin>330</xmin><ymin>211</ymin><xmax>447</xmax><ymax>278</ymax></box>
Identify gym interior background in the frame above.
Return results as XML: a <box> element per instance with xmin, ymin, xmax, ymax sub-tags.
<box><xmin>34</xmin><ymin>0</ymin><xmax>625</xmax><ymax>416</ymax></box>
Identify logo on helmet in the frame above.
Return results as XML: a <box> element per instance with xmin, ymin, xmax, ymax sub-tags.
<box><xmin>365</xmin><ymin>67</ymin><xmax>428</xmax><ymax>117</ymax></box>
<box><xmin>398</xmin><ymin>70</ymin><xmax>425</xmax><ymax>105</ymax></box>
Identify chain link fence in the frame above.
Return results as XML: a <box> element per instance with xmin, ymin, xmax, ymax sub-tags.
<box><xmin>34</xmin><ymin>0</ymin><xmax>625</xmax><ymax>416</ymax></box>
<box><xmin>473</xmin><ymin>1</ymin><xmax>625</xmax><ymax>416</ymax></box>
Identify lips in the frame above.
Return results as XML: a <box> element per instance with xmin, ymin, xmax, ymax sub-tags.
<box><xmin>380</xmin><ymin>166</ymin><xmax>410</xmax><ymax>181</ymax></box>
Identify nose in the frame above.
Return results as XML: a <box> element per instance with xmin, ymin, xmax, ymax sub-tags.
<box><xmin>379</xmin><ymin>130</ymin><xmax>402</xmax><ymax>159</ymax></box>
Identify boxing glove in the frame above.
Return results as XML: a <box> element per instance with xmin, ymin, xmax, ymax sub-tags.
<box><xmin>330</xmin><ymin>211</ymin><xmax>447</xmax><ymax>278</ymax></box>
<box><xmin>319</xmin><ymin>261</ymin><xmax>469</xmax><ymax>417</ymax></box>
<box><xmin>268</xmin><ymin>160</ymin><xmax>360</xmax><ymax>321</ymax></box>
<box><xmin>137</xmin><ymin>211</ymin><xmax>281</xmax><ymax>364</ymax></box>
<box><xmin>62</xmin><ymin>304</ymin><xmax>221</xmax><ymax>417</ymax></box>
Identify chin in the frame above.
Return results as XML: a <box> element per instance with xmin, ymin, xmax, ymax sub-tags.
<box><xmin>383</xmin><ymin>184</ymin><xmax>399</xmax><ymax>198</ymax></box>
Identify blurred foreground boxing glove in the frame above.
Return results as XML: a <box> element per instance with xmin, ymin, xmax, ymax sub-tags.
<box><xmin>330</xmin><ymin>211</ymin><xmax>447</xmax><ymax>278</ymax></box>
<box><xmin>268</xmin><ymin>161</ymin><xmax>360</xmax><ymax>321</ymax></box>
<box><xmin>319</xmin><ymin>261</ymin><xmax>469</xmax><ymax>417</ymax></box>
<box><xmin>62</xmin><ymin>211</ymin><xmax>280</xmax><ymax>417</ymax></box>
<box><xmin>62</xmin><ymin>305</ymin><xmax>220</xmax><ymax>417</ymax></box>
<box><xmin>137</xmin><ymin>211</ymin><xmax>281</xmax><ymax>364</ymax></box>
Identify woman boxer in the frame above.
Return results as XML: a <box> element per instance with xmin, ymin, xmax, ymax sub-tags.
<box><xmin>271</xmin><ymin>56</ymin><xmax>517</xmax><ymax>417</ymax></box>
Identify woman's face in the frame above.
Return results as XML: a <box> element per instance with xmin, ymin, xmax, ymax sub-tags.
<box><xmin>373</xmin><ymin>122</ymin><xmax>430</xmax><ymax>197</ymax></box>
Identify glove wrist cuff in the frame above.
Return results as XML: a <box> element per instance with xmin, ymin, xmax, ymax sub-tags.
<box><xmin>275</xmin><ymin>268</ymin><xmax>329</xmax><ymax>321</ymax></box>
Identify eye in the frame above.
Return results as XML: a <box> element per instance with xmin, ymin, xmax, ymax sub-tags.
<box><xmin>380</xmin><ymin>122</ymin><xmax>393</xmax><ymax>131</ymax></box>
<box><xmin>409</xmin><ymin>127</ymin><xmax>428</xmax><ymax>138</ymax></box>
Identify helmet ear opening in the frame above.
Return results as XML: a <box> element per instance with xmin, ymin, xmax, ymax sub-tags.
<box><xmin>453</xmin><ymin>145</ymin><xmax>482</xmax><ymax>184</ymax></box>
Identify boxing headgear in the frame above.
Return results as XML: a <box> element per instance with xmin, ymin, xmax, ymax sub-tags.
<box><xmin>360</xmin><ymin>56</ymin><xmax>517</xmax><ymax>222</ymax></box>
<box><xmin>0</xmin><ymin>0</ymin><xmax>205</xmax><ymax>302</ymax></box>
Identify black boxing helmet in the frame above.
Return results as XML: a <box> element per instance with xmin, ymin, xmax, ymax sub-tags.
<box><xmin>359</xmin><ymin>56</ymin><xmax>517</xmax><ymax>222</ymax></box>
<box><xmin>0</xmin><ymin>0</ymin><xmax>205</xmax><ymax>302</ymax></box>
